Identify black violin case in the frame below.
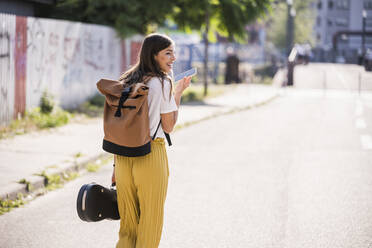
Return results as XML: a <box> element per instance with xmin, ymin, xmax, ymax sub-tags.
<box><xmin>76</xmin><ymin>183</ymin><xmax>120</xmax><ymax>222</ymax></box>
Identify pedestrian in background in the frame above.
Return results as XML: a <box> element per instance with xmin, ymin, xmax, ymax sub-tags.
<box><xmin>112</xmin><ymin>33</ymin><xmax>191</xmax><ymax>248</ymax></box>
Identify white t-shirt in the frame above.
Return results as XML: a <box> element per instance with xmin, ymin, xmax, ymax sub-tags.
<box><xmin>147</xmin><ymin>77</ymin><xmax>178</xmax><ymax>139</ymax></box>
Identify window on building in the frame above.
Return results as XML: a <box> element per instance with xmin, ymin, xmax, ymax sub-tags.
<box><xmin>336</xmin><ymin>0</ymin><xmax>349</xmax><ymax>9</ymax></box>
<box><xmin>339</xmin><ymin>34</ymin><xmax>348</xmax><ymax>44</ymax></box>
<box><xmin>318</xmin><ymin>1</ymin><xmax>322</xmax><ymax>9</ymax></box>
<box><xmin>364</xmin><ymin>0</ymin><xmax>372</xmax><ymax>9</ymax></box>
<box><xmin>367</xmin><ymin>17</ymin><xmax>372</xmax><ymax>27</ymax></box>
<box><xmin>335</xmin><ymin>17</ymin><xmax>348</xmax><ymax>26</ymax></box>
<box><xmin>317</xmin><ymin>16</ymin><xmax>322</xmax><ymax>26</ymax></box>
<box><xmin>328</xmin><ymin>0</ymin><xmax>334</xmax><ymax>9</ymax></box>
<box><xmin>327</xmin><ymin>18</ymin><xmax>333</xmax><ymax>26</ymax></box>
<box><xmin>317</xmin><ymin>33</ymin><xmax>321</xmax><ymax>41</ymax></box>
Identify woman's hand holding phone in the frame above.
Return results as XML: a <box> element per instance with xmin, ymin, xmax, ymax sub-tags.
<box><xmin>175</xmin><ymin>76</ymin><xmax>192</xmax><ymax>95</ymax></box>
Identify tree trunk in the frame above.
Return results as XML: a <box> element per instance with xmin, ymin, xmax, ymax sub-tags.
<box><xmin>203</xmin><ymin>9</ymin><xmax>209</xmax><ymax>96</ymax></box>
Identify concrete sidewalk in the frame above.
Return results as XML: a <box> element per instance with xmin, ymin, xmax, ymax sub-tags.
<box><xmin>0</xmin><ymin>84</ymin><xmax>278</xmax><ymax>201</ymax></box>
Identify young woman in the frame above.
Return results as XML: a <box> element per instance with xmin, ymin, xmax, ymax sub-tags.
<box><xmin>112</xmin><ymin>33</ymin><xmax>191</xmax><ymax>248</ymax></box>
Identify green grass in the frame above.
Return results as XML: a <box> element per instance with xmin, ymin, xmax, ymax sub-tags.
<box><xmin>181</xmin><ymin>84</ymin><xmax>234</xmax><ymax>103</ymax></box>
<box><xmin>0</xmin><ymin>107</ymin><xmax>71</xmax><ymax>140</ymax></box>
<box><xmin>86</xmin><ymin>156</ymin><xmax>113</xmax><ymax>172</ymax></box>
<box><xmin>18</xmin><ymin>178</ymin><xmax>34</xmax><ymax>192</ymax></box>
<box><xmin>28</xmin><ymin>107</ymin><xmax>71</xmax><ymax>129</ymax></box>
<box><xmin>86</xmin><ymin>162</ymin><xmax>101</xmax><ymax>172</ymax></box>
<box><xmin>74</xmin><ymin>93</ymin><xmax>105</xmax><ymax>117</ymax></box>
<box><xmin>0</xmin><ymin>193</ymin><xmax>25</xmax><ymax>216</ymax></box>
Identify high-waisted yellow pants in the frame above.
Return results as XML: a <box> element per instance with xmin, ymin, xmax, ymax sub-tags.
<box><xmin>114</xmin><ymin>138</ymin><xmax>169</xmax><ymax>248</ymax></box>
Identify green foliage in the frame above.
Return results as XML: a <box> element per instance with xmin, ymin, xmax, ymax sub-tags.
<box><xmin>85</xmin><ymin>157</ymin><xmax>112</xmax><ymax>172</ymax></box>
<box><xmin>38</xmin><ymin>171</ymin><xmax>63</xmax><ymax>190</ymax></box>
<box><xmin>88</xmin><ymin>93</ymin><xmax>105</xmax><ymax>107</ymax></box>
<box><xmin>74</xmin><ymin>152</ymin><xmax>83</xmax><ymax>158</ymax></box>
<box><xmin>266</xmin><ymin>0</ymin><xmax>316</xmax><ymax>50</ymax></box>
<box><xmin>36</xmin><ymin>0</ymin><xmax>272</xmax><ymax>40</ymax></box>
<box><xmin>0</xmin><ymin>107</ymin><xmax>71</xmax><ymax>140</ymax></box>
<box><xmin>36</xmin><ymin>0</ymin><xmax>174</xmax><ymax>36</ymax></box>
<box><xmin>18</xmin><ymin>179</ymin><xmax>34</xmax><ymax>192</ymax></box>
<box><xmin>86</xmin><ymin>162</ymin><xmax>101</xmax><ymax>172</ymax></box>
<box><xmin>75</xmin><ymin>93</ymin><xmax>105</xmax><ymax>117</ymax></box>
<box><xmin>0</xmin><ymin>193</ymin><xmax>25</xmax><ymax>216</ymax></box>
<box><xmin>171</xmin><ymin>0</ymin><xmax>273</xmax><ymax>42</ymax></box>
<box><xmin>180</xmin><ymin>84</ymin><xmax>232</xmax><ymax>103</ymax></box>
<box><xmin>27</xmin><ymin>107</ymin><xmax>70</xmax><ymax>129</ymax></box>
<box><xmin>40</xmin><ymin>91</ymin><xmax>54</xmax><ymax>114</ymax></box>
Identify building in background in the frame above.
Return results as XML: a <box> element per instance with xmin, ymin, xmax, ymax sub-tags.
<box><xmin>0</xmin><ymin>0</ymin><xmax>55</xmax><ymax>17</ymax></box>
<box><xmin>313</xmin><ymin>0</ymin><xmax>372</xmax><ymax>63</ymax></box>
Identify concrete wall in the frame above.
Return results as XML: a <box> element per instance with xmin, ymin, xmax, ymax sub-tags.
<box><xmin>0</xmin><ymin>13</ymin><xmax>147</xmax><ymax>126</ymax></box>
<box><xmin>0</xmin><ymin>13</ymin><xmax>16</xmax><ymax>124</ymax></box>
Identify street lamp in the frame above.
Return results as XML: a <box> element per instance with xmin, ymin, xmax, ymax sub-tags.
<box><xmin>286</xmin><ymin>0</ymin><xmax>296</xmax><ymax>56</ymax></box>
<box><xmin>362</xmin><ymin>9</ymin><xmax>367</xmax><ymax>63</ymax></box>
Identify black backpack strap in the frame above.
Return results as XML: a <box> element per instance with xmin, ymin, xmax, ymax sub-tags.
<box><xmin>164</xmin><ymin>132</ymin><xmax>172</xmax><ymax>146</ymax></box>
<box><xmin>152</xmin><ymin>120</ymin><xmax>172</xmax><ymax>146</ymax></box>
<box><xmin>152</xmin><ymin>121</ymin><xmax>162</xmax><ymax>140</ymax></box>
<box><xmin>114</xmin><ymin>86</ymin><xmax>131</xmax><ymax>117</ymax></box>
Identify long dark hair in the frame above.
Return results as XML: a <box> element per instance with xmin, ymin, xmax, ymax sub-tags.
<box><xmin>119</xmin><ymin>33</ymin><xmax>174</xmax><ymax>96</ymax></box>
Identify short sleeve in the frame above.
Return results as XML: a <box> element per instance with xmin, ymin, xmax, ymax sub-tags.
<box><xmin>160</xmin><ymin>79</ymin><xmax>178</xmax><ymax>114</ymax></box>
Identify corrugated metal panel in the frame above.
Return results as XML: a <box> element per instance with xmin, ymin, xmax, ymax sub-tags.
<box><xmin>0</xmin><ymin>13</ymin><xmax>15</xmax><ymax>125</ymax></box>
<box><xmin>14</xmin><ymin>16</ymin><xmax>27</xmax><ymax>119</ymax></box>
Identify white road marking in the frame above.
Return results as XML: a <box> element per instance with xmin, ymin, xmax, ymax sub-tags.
<box><xmin>360</xmin><ymin>135</ymin><xmax>372</xmax><ymax>150</ymax></box>
<box><xmin>331</xmin><ymin>66</ymin><xmax>349</xmax><ymax>90</ymax></box>
<box><xmin>356</xmin><ymin>118</ymin><xmax>367</xmax><ymax>129</ymax></box>
<box><xmin>355</xmin><ymin>99</ymin><xmax>364</xmax><ymax>116</ymax></box>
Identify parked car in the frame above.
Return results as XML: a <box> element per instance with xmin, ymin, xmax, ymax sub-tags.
<box><xmin>364</xmin><ymin>49</ymin><xmax>372</xmax><ymax>71</ymax></box>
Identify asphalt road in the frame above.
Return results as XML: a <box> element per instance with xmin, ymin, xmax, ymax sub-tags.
<box><xmin>1</xmin><ymin>65</ymin><xmax>372</xmax><ymax>247</ymax></box>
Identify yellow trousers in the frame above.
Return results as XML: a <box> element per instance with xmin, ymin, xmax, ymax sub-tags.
<box><xmin>114</xmin><ymin>138</ymin><xmax>169</xmax><ymax>248</ymax></box>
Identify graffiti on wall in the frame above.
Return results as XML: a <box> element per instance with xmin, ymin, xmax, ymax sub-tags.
<box><xmin>27</xmin><ymin>18</ymin><xmax>45</xmax><ymax>98</ymax></box>
<box><xmin>0</xmin><ymin>13</ymin><xmax>141</xmax><ymax>125</ymax></box>
<box><xmin>0</xmin><ymin>14</ymin><xmax>15</xmax><ymax>126</ymax></box>
<box><xmin>61</xmin><ymin>23</ymin><xmax>83</xmax><ymax>92</ymax></box>
<box><xmin>0</xmin><ymin>31</ymin><xmax>10</xmax><ymax>100</ymax></box>
<box><xmin>83</xmin><ymin>30</ymin><xmax>104</xmax><ymax>71</ymax></box>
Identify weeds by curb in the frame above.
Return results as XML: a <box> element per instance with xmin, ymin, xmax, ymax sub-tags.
<box><xmin>0</xmin><ymin>154</ymin><xmax>112</xmax><ymax>216</ymax></box>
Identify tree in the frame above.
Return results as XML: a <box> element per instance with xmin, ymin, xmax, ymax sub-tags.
<box><xmin>37</xmin><ymin>0</ymin><xmax>272</xmax><ymax>95</ymax></box>
<box><xmin>170</xmin><ymin>0</ymin><xmax>273</xmax><ymax>95</ymax></box>
<box><xmin>266</xmin><ymin>0</ymin><xmax>316</xmax><ymax>52</ymax></box>
<box><xmin>36</xmin><ymin>0</ymin><xmax>175</xmax><ymax>36</ymax></box>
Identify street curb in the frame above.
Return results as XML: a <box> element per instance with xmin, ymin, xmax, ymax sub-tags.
<box><xmin>175</xmin><ymin>92</ymin><xmax>279</xmax><ymax>130</ymax></box>
<box><xmin>0</xmin><ymin>88</ymin><xmax>279</xmax><ymax>204</ymax></box>
<box><xmin>0</xmin><ymin>152</ymin><xmax>109</xmax><ymax>202</ymax></box>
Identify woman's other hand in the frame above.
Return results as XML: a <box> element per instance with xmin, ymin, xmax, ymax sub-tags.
<box><xmin>175</xmin><ymin>76</ymin><xmax>191</xmax><ymax>95</ymax></box>
<box><xmin>161</xmin><ymin>76</ymin><xmax>192</xmax><ymax>133</ymax></box>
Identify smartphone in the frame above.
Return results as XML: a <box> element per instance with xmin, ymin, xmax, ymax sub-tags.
<box><xmin>174</xmin><ymin>68</ymin><xmax>197</xmax><ymax>82</ymax></box>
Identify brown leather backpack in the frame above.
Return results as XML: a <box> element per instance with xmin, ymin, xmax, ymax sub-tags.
<box><xmin>97</xmin><ymin>77</ymin><xmax>162</xmax><ymax>157</ymax></box>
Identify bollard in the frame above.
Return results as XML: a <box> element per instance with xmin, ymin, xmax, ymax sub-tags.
<box><xmin>287</xmin><ymin>61</ymin><xmax>294</xmax><ymax>86</ymax></box>
<box><xmin>286</xmin><ymin>47</ymin><xmax>297</xmax><ymax>86</ymax></box>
